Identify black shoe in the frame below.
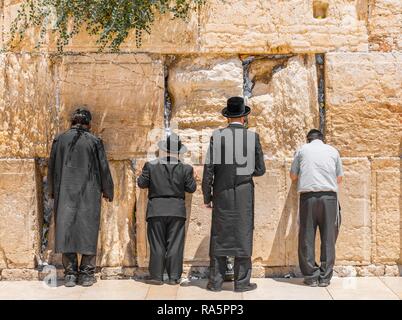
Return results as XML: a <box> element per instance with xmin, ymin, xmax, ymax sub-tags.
<box><xmin>167</xmin><ymin>279</ymin><xmax>181</xmax><ymax>285</ymax></box>
<box><xmin>206</xmin><ymin>283</ymin><xmax>222</xmax><ymax>292</ymax></box>
<box><xmin>145</xmin><ymin>277</ymin><xmax>163</xmax><ymax>285</ymax></box>
<box><xmin>234</xmin><ymin>283</ymin><xmax>257</xmax><ymax>292</ymax></box>
<box><xmin>64</xmin><ymin>275</ymin><xmax>77</xmax><ymax>287</ymax></box>
<box><xmin>79</xmin><ymin>274</ymin><xmax>96</xmax><ymax>287</ymax></box>
<box><xmin>318</xmin><ymin>281</ymin><xmax>330</xmax><ymax>287</ymax></box>
<box><xmin>303</xmin><ymin>279</ymin><xmax>319</xmax><ymax>287</ymax></box>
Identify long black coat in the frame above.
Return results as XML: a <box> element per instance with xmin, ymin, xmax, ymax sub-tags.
<box><xmin>137</xmin><ymin>156</ymin><xmax>197</xmax><ymax>220</ymax></box>
<box><xmin>48</xmin><ymin>126</ymin><xmax>114</xmax><ymax>255</ymax></box>
<box><xmin>202</xmin><ymin>123</ymin><xmax>266</xmax><ymax>257</ymax></box>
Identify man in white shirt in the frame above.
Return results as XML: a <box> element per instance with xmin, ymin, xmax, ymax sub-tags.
<box><xmin>290</xmin><ymin>129</ymin><xmax>343</xmax><ymax>287</ymax></box>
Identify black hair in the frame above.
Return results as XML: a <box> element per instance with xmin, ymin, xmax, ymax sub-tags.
<box><xmin>71</xmin><ymin>107</ymin><xmax>92</xmax><ymax>126</ymax></box>
<box><xmin>306</xmin><ymin>129</ymin><xmax>323</xmax><ymax>143</ymax></box>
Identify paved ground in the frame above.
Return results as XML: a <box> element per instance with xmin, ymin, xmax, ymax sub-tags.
<box><xmin>0</xmin><ymin>277</ymin><xmax>401</xmax><ymax>300</ymax></box>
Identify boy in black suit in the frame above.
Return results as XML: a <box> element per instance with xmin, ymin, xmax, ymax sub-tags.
<box><xmin>138</xmin><ymin>133</ymin><xmax>197</xmax><ymax>285</ymax></box>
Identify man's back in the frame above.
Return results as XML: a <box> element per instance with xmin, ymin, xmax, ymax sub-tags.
<box><xmin>291</xmin><ymin>139</ymin><xmax>343</xmax><ymax>193</ymax></box>
<box><xmin>137</xmin><ymin>157</ymin><xmax>196</xmax><ymax>219</ymax></box>
<box><xmin>138</xmin><ymin>157</ymin><xmax>196</xmax><ymax>198</ymax></box>
<box><xmin>203</xmin><ymin>123</ymin><xmax>265</xmax><ymax>197</ymax></box>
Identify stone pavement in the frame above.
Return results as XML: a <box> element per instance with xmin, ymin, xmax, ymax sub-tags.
<box><xmin>0</xmin><ymin>277</ymin><xmax>401</xmax><ymax>300</ymax></box>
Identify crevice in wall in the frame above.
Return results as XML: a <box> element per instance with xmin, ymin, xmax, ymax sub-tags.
<box><xmin>242</xmin><ymin>56</ymin><xmax>255</xmax><ymax>98</ymax></box>
<box><xmin>315</xmin><ymin>53</ymin><xmax>326</xmax><ymax>137</ymax></box>
<box><xmin>163</xmin><ymin>55</ymin><xmax>176</xmax><ymax>135</ymax></box>
<box><xmin>241</xmin><ymin>54</ymin><xmax>293</xmax><ymax>99</ymax></box>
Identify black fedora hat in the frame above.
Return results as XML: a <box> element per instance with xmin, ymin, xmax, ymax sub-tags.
<box><xmin>221</xmin><ymin>96</ymin><xmax>251</xmax><ymax>118</ymax></box>
<box><xmin>157</xmin><ymin>132</ymin><xmax>187</xmax><ymax>154</ymax></box>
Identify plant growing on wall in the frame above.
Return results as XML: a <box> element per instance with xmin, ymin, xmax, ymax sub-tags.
<box><xmin>8</xmin><ymin>0</ymin><xmax>204</xmax><ymax>52</ymax></box>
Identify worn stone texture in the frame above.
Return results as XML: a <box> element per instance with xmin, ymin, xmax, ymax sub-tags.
<box><xmin>0</xmin><ymin>268</ymin><xmax>39</xmax><ymax>281</ymax></box>
<box><xmin>97</xmin><ymin>161</ymin><xmax>136</xmax><ymax>268</ymax></box>
<box><xmin>63</xmin><ymin>12</ymin><xmax>199</xmax><ymax>54</ymax></box>
<box><xmin>253</xmin><ymin>161</ymin><xmax>288</xmax><ymax>266</ymax></box>
<box><xmin>134</xmin><ymin>159</ymin><xmax>149</xmax><ymax>268</ymax></box>
<box><xmin>2</xmin><ymin>1</ymin><xmax>369</xmax><ymax>54</ymax></box>
<box><xmin>167</xmin><ymin>55</ymin><xmax>243</xmax><ymax>165</ymax></box>
<box><xmin>57</xmin><ymin>54</ymin><xmax>165</xmax><ymax>160</ymax></box>
<box><xmin>199</xmin><ymin>0</ymin><xmax>368</xmax><ymax>53</ymax></box>
<box><xmin>371</xmin><ymin>158</ymin><xmax>400</xmax><ymax>264</ymax></box>
<box><xmin>0</xmin><ymin>159</ymin><xmax>41</xmax><ymax>269</ymax></box>
<box><xmin>1</xmin><ymin>1</ymin><xmax>199</xmax><ymax>53</ymax></box>
<box><xmin>368</xmin><ymin>0</ymin><xmax>402</xmax><ymax>51</ymax></box>
<box><xmin>0</xmin><ymin>53</ymin><xmax>57</xmax><ymax>158</ymax></box>
<box><xmin>325</xmin><ymin>52</ymin><xmax>402</xmax><ymax>157</ymax></box>
<box><xmin>336</xmin><ymin>158</ymin><xmax>372</xmax><ymax>265</ymax></box>
<box><xmin>168</xmin><ymin>55</ymin><xmax>243</xmax><ymax>129</ymax></box>
<box><xmin>183</xmin><ymin>165</ymin><xmax>210</xmax><ymax>266</ymax></box>
<box><xmin>248</xmin><ymin>55</ymin><xmax>319</xmax><ymax>158</ymax></box>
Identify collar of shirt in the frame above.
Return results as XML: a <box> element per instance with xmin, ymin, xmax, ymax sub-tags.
<box><xmin>310</xmin><ymin>139</ymin><xmax>323</xmax><ymax>145</ymax></box>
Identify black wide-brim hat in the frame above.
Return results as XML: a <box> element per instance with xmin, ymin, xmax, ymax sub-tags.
<box><xmin>222</xmin><ymin>96</ymin><xmax>251</xmax><ymax>118</ymax></box>
<box><xmin>157</xmin><ymin>133</ymin><xmax>187</xmax><ymax>154</ymax></box>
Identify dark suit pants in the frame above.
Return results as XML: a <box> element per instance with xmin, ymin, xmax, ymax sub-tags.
<box><xmin>62</xmin><ymin>253</ymin><xmax>96</xmax><ymax>277</ymax></box>
<box><xmin>298</xmin><ymin>191</ymin><xmax>340</xmax><ymax>284</ymax></box>
<box><xmin>209</xmin><ymin>256</ymin><xmax>252</xmax><ymax>289</ymax></box>
<box><xmin>147</xmin><ymin>216</ymin><xmax>186</xmax><ymax>281</ymax></box>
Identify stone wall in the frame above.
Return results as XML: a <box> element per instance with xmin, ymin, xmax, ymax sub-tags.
<box><xmin>0</xmin><ymin>0</ymin><xmax>401</xmax><ymax>280</ymax></box>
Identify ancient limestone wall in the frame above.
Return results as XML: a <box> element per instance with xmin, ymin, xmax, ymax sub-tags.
<box><xmin>0</xmin><ymin>0</ymin><xmax>401</xmax><ymax>280</ymax></box>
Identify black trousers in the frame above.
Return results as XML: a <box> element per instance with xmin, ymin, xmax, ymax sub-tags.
<box><xmin>62</xmin><ymin>253</ymin><xmax>96</xmax><ymax>277</ymax></box>
<box><xmin>298</xmin><ymin>191</ymin><xmax>340</xmax><ymax>283</ymax></box>
<box><xmin>209</xmin><ymin>256</ymin><xmax>252</xmax><ymax>289</ymax></box>
<box><xmin>147</xmin><ymin>216</ymin><xmax>186</xmax><ymax>281</ymax></box>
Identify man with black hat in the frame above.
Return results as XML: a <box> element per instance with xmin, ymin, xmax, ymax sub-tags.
<box><xmin>138</xmin><ymin>133</ymin><xmax>197</xmax><ymax>285</ymax></box>
<box><xmin>290</xmin><ymin>129</ymin><xmax>343</xmax><ymax>287</ymax></box>
<box><xmin>48</xmin><ymin>107</ymin><xmax>114</xmax><ymax>287</ymax></box>
<box><xmin>202</xmin><ymin>97</ymin><xmax>266</xmax><ymax>292</ymax></box>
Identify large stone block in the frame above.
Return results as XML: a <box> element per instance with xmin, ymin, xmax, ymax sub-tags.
<box><xmin>336</xmin><ymin>158</ymin><xmax>372</xmax><ymax>265</ymax></box>
<box><xmin>168</xmin><ymin>55</ymin><xmax>243</xmax><ymax>129</ymax></box>
<box><xmin>325</xmin><ymin>53</ymin><xmax>402</xmax><ymax>157</ymax></box>
<box><xmin>0</xmin><ymin>159</ymin><xmax>41</xmax><ymax>269</ymax></box>
<box><xmin>368</xmin><ymin>0</ymin><xmax>402</xmax><ymax>51</ymax></box>
<box><xmin>253</xmin><ymin>160</ymin><xmax>289</xmax><ymax>266</ymax></box>
<box><xmin>168</xmin><ymin>55</ymin><xmax>243</xmax><ymax>164</ymax></box>
<box><xmin>57</xmin><ymin>53</ymin><xmax>165</xmax><ymax>160</ymax></box>
<box><xmin>0</xmin><ymin>53</ymin><xmax>57</xmax><ymax>158</ymax></box>
<box><xmin>64</xmin><ymin>12</ymin><xmax>199</xmax><ymax>54</ymax></box>
<box><xmin>97</xmin><ymin>161</ymin><xmax>136</xmax><ymax>267</ymax></box>
<box><xmin>183</xmin><ymin>166</ymin><xmax>210</xmax><ymax>266</ymax></box>
<box><xmin>371</xmin><ymin>158</ymin><xmax>400</xmax><ymax>264</ymax></box>
<box><xmin>199</xmin><ymin>0</ymin><xmax>368</xmax><ymax>53</ymax></box>
<box><xmin>1</xmin><ymin>1</ymin><xmax>199</xmax><ymax>53</ymax></box>
<box><xmin>248</xmin><ymin>55</ymin><xmax>319</xmax><ymax>158</ymax></box>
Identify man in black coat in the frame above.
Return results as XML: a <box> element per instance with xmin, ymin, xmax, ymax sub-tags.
<box><xmin>202</xmin><ymin>97</ymin><xmax>266</xmax><ymax>292</ymax></box>
<box><xmin>48</xmin><ymin>108</ymin><xmax>114</xmax><ymax>287</ymax></box>
<box><xmin>138</xmin><ymin>133</ymin><xmax>197</xmax><ymax>285</ymax></box>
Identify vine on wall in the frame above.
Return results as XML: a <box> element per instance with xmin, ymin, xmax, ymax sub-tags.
<box><xmin>8</xmin><ymin>0</ymin><xmax>204</xmax><ymax>52</ymax></box>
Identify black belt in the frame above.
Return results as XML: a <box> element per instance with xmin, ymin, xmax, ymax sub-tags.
<box><xmin>149</xmin><ymin>196</ymin><xmax>185</xmax><ymax>200</ymax></box>
<box><xmin>300</xmin><ymin>191</ymin><xmax>336</xmax><ymax>197</ymax></box>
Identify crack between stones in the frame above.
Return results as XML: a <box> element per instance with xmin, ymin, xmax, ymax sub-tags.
<box><xmin>315</xmin><ymin>53</ymin><xmax>326</xmax><ymax>137</ymax></box>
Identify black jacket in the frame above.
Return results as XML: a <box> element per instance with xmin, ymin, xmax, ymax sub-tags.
<box><xmin>48</xmin><ymin>126</ymin><xmax>114</xmax><ymax>255</ymax></box>
<box><xmin>202</xmin><ymin>123</ymin><xmax>266</xmax><ymax>257</ymax></box>
<box><xmin>137</xmin><ymin>157</ymin><xmax>196</xmax><ymax>220</ymax></box>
